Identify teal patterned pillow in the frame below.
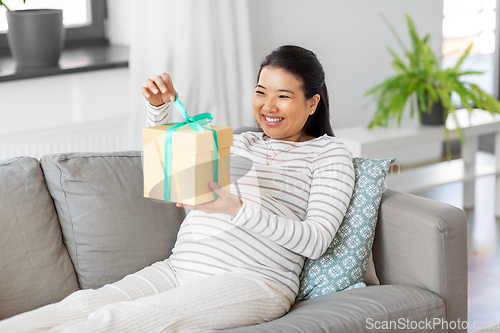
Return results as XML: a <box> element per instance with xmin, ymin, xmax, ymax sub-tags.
<box><xmin>296</xmin><ymin>157</ymin><xmax>396</xmax><ymax>301</ymax></box>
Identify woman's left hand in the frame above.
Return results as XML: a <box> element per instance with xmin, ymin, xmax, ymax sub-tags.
<box><xmin>176</xmin><ymin>181</ymin><xmax>243</xmax><ymax>217</ymax></box>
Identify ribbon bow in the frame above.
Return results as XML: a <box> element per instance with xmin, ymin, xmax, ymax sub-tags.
<box><xmin>162</xmin><ymin>97</ymin><xmax>219</xmax><ymax>201</ymax></box>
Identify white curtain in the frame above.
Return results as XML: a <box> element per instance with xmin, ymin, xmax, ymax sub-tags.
<box><xmin>128</xmin><ymin>0</ymin><xmax>255</xmax><ymax>150</ymax></box>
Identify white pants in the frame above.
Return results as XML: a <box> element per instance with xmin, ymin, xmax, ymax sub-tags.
<box><xmin>0</xmin><ymin>259</ymin><xmax>294</xmax><ymax>333</ymax></box>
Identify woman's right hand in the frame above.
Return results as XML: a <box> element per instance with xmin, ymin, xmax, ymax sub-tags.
<box><xmin>141</xmin><ymin>73</ymin><xmax>178</xmax><ymax>107</ymax></box>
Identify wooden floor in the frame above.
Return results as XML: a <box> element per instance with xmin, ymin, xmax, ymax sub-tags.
<box><xmin>414</xmin><ymin>160</ymin><xmax>500</xmax><ymax>332</ymax></box>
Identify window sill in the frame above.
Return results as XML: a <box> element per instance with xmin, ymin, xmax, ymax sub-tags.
<box><xmin>0</xmin><ymin>44</ymin><xmax>129</xmax><ymax>83</ymax></box>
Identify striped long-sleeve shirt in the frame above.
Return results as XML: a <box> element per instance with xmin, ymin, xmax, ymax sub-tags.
<box><xmin>146</xmin><ymin>103</ymin><xmax>355</xmax><ymax>295</ymax></box>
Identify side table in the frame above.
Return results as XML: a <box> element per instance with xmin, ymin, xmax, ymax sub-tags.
<box><xmin>336</xmin><ymin>109</ymin><xmax>500</xmax><ymax>216</ymax></box>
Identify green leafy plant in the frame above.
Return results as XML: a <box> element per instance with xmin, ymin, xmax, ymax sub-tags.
<box><xmin>0</xmin><ymin>0</ymin><xmax>26</xmax><ymax>11</ymax></box>
<box><xmin>365</xmin><ymin>13</ymin><xmax>500</xmax><ymax>157</ymax></box>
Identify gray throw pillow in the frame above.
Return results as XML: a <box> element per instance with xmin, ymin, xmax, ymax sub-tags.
<box><xmin>0</xmin><ymin>156</ymin><xmax>79</xmax><ymax>319</ymax></box>
<box><xmin>40</xmin><ymin>151</ymin><xmax>186</xmax><ymax>290</ymax></box>
<box><xmin>296</xmin><ymin>157</ymin><xmax>395</xmax><ymax>301</ymax></box>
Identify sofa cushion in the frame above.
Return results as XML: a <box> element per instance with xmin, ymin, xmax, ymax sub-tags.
<box><xmin>221</xmin><ymin>285</ymin><xmax>446</xmax><ymax>333</ymax></box>
<box><xmin>0</xmin><ymin>156</ymin><xmax>79</xmax><ymax>320</ymax></box>
<box><xmin>40</xmin><ymin>151</ymin><xmax>186</xmax><ymax>290</ymax></box>
<box><xmin>296</xmin><ymin>157</ymin><xmax>395</xmax><ymax>301</ymax></box>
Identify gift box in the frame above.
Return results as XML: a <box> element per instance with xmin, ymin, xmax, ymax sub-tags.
<box><xmin>142</xmin><ymin>123</ymin><xmax>232</xmax><ymax>205</ymax></box>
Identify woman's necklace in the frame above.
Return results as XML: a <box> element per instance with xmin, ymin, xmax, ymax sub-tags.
<box><xmin>265</xmin><ymin>139</ymin><xmax>300</xmax><ymax>165</ymax></box>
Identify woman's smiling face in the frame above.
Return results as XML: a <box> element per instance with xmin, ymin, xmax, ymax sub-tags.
<box><xmin>253</xmin><ymin>67</ymin><xmax>319</xmax><ymax>142</ymax></box>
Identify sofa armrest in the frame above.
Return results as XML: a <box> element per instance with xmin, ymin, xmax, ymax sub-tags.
<box><xmin>373</xmin><ymin>189</ymin><xmax>467</xmax><ymax>328</ymax></box>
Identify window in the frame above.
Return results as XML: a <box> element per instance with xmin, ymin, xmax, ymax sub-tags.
<box><xmin>0</xmin><ymin>0</ymin><xmax>107</xmax><ymax>52</ymax></box>
<box><xmin>442</xmin><ymin>0</ymin><xmax>497</xmax><ymax>99</ymax></box>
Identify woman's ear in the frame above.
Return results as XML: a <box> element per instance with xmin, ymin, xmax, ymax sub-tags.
<box><xmin>309</xmin><ymin>94</ymin><xmax>321</xmax><ymax>115</ymax></box>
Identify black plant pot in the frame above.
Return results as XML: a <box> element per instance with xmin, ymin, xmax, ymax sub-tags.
<box><xmin>417</xmin><ymin>95</ymin><xmax>446</xmax><ymax>126</ymax></box>
<box><xmin>6</xmin><ymin>9</ymin><xmax>64</xmax><ymax>70</ymax></box>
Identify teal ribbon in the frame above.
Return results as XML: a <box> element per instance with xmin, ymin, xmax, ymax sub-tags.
<box><xmin>161</xmin><ymin>97</ymin><xmax>219</xmax><ymax>201</ymax></box>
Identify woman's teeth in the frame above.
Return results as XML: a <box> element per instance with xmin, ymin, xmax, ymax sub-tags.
<box><xmin>265</xmin><ymin>116</ymin><xmax>284</xmax><ymax>123</ymax></box>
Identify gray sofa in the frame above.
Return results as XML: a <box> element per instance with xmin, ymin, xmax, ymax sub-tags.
<box><xmin>0</xmin><ymin>139</ymin><xmax>468</xmax><ymax>332</ymax></box>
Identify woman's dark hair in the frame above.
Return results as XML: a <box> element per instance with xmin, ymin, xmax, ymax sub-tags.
<box><xmin>257</xmin><ymin>45</ymin><xmax>335</xmax><ymax>137</ymax></box>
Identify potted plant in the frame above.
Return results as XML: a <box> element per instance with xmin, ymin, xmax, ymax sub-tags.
<box><xmin>1</xmin><ymin>0</ymin><xmax>64</xmax><ymax>69</ymax></box>
<box><xmin>365</xmin><ymin>13</ymin><xmax>500</xmax><ymax>157</ymax></box>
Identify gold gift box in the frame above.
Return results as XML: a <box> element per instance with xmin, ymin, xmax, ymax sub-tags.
<box><xmin>142</xmin><ymin>124</ymin><xmax>232</xmax><ymax>205</ymax></box>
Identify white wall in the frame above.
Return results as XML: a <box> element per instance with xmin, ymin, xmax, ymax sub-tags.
<box><xmin>0</xmin><ymin>69</ymin><xmax>129</xmax><ymax>135</ymax></box>
<box><xmin>0</xmin><ymin>68</ymin><xmax>130</xmax><ymax>159</ymax></box>
<box><xmin>0</xmin><ymin>0</ymin><xmax>444</xmax><ymax>161</ymax></box>
<box><xmin>248</xmin><ymin>0</ymin><xmax>444</xmax><ymax>131</ymax></box>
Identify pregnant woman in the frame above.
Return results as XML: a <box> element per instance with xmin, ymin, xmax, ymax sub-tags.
<box><xmin>0</xmin><ymin>45</ymin><xmax>354</xmax><ymax>332</ymax></box>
